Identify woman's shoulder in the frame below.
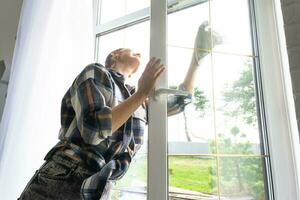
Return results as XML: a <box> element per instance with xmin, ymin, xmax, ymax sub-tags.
<box><xmin>72</xmin><ymin>62</ymin><xmax>114</xmax><ymax>90</ymax></box>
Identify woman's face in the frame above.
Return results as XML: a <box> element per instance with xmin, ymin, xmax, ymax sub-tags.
<box><xmin>118</xmin><ymin>49</ymin><xmax>141</xmax><ymax>73</ymax></box>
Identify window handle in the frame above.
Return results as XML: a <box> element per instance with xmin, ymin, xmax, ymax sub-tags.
<box><xmin>153</xmin><ymin>88</ymin><xmax>190</xmax><ymax>101</ymax></box>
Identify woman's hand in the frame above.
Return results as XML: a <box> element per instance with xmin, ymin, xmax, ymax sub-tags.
<box><xmin>137</xmin><ymin>57</ymin><xmax>165</xmax><ymax>97</ymax></box>
<box><xmin>193</xmin><ymin>21</ymin><xmax>223</xmax><ymax>65</ymax></box>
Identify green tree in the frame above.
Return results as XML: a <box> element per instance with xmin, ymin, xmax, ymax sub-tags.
<box><xmin>193</xmin><ymin>87</ymin><xmax>209</xmax><ymax>117</ymax></box>
<box><xmin>223</xmin><ymin>61</ymin><xmax>257</xmax><ymax>126</ymax></box>
<box><xmin>208</xmin><ymin>61</ymin><xmax>265</xmax><ymax>200</ymax></box>
<box><xmin>209</xmin><ymin>129</ymin><xmax>265</xmax><ymax>200</ymax></box>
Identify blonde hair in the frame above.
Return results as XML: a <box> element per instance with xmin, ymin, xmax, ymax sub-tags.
<box><xmin>105</xmin><ymin>48</ymin><xmax>128</xmax><ymax>69</ymax></box>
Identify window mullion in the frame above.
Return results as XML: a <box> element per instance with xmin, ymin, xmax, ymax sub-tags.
<box><xmin>148</xmin><ymin>0</ymin><xmax>168</xmax><ymax>199</ymax></box>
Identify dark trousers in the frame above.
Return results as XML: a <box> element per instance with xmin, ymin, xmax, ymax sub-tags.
<box><xmin>17</xmin><ymin>150</ymin><xmax>97</xmax><ymax>200</ymax></box>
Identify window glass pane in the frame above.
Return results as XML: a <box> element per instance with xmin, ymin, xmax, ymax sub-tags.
<box><xmin>100</xmin><ymin>0</ymin><xmax>149</xmax><ymax>24</ymax></box>
<box><xmin>211</xmin><ymin>0</ymin><xmax>253</xmax><ymax>56</ymax></box>
<box><xmin>168</xmin><ymin>2</ymin><xmax>210</xmax><ymax>49</ymax></box>
<box><xmin>168</xmin><ymin>156</ymin><xmax>219</xmax><ymax>198</ymax></box>
<box><xmin>97</xmin><ymin>22</ymin><xmax>150</xmax><ymax>199</ymax></box>
<box><xmin>167</xmin><ymin>1</ymin><xmax>218</xmax><ymax>196</ymax></box>
<box><xmin>168</xmin><ymin>47</ymin><xmax>216</xmax><ymax>154</ymax></box>
<box><xmin>218</xmin><ymin>157</ymin><xmax>266</xmax><ymax>200</ymax></box>
<box><xmin>212</xmin><ymin>53</ymin><xmax>261</xmax><ymax>155</ymax></box>
<box><xmin>167</xmin><ymin>1</ymin><xmax>268</xmax><ymax>198</ymax></box>
<box><xmin>95</xmin><ymin>0</ymin><xmax>270</xmax><ymax>199</ymax></box>
<box><xmin>111</xmin><ymin>153</ymin><xmax>147</xmax><ymax>199</ymax></box>
<box><xmin>97</xmin><ymin>22</ymin><xmax>150</xmax><ymax>86</ymax></box>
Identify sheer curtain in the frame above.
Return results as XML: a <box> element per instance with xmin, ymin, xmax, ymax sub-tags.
<box><xmin>0</xmin><ymin>0</ymin><xmax>94</xmax><ymax>198</ymax></box>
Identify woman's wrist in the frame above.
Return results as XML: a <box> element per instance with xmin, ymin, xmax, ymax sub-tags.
<box><xmin>112</xmin><ymin>91</ymin><xmax>148</xmax><ymax>132</ymax></box>
<box><xmin>191</xmin><ymin>52</ymin><xmax>200</xmax><ymax>68</ymax></box>
<box><xmin>135</xmin><ymin>90</ymin><xmax>149</xmax><ymax>102</ymax></box>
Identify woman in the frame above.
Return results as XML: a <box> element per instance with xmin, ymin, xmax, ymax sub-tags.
<box><xmin>18</xmin><ymin>22</ymin><xmax>220</xmax><ymax>200</ymax></box>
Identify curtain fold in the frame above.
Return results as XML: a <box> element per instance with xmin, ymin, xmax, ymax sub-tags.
<box><xmin>0</xmin><ymin>0</ymin><xmax>94</xmax><ymax>198</ymax></box>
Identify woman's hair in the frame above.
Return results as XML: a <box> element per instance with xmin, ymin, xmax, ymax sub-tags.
<box><xmin>105</xmin><ymin>48</ymin><xmax>127</xmax><ymax>68</ymax></box>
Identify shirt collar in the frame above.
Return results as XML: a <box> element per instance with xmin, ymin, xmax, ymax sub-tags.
<box><xmin>107</xmin><ymin>68</ymin><xmax>136</xmax><ymax>93</ymax></box>
<box><xmin>108</xmin><ymin>68</ymin><xmax>126</xmax><ymax>84</ymax></box>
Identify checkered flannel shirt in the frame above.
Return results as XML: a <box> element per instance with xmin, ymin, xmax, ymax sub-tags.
<box><xmin>44</xmin><ymin>63</ymin><xmax>192</xmax><ymax>199</ymax></box>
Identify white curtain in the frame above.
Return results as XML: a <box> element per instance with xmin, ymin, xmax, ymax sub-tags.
<box><xmin>0</xmin><ymin>0</ymin><xmax>94</xmax><ymax>198</ymax></box>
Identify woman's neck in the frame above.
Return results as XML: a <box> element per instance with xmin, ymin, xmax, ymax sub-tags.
<box><xmin>111</xmin><ymin>64</ymin><xmax>133</xmax><ymax>79</ymax></box>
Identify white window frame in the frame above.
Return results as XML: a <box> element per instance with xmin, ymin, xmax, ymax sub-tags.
<box><xmin>92</xmin><ymin>0</ymin><xmax>300</xmax><ymax>199</ymax></box>
<box><xmin>148</xmin><ymin>0</ymin><xmax>168</xmax><ymax>199</ymax></box>
<box><xmin>253</xmin><ymin>0</ymin><xmax>300</xmax><ymax>199</ymax></box>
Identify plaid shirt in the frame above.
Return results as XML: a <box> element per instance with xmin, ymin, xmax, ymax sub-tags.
<box><xmin>43</xmin><ymin>63</ymin><xmax>192</xmax><ymax>199</ymax></box>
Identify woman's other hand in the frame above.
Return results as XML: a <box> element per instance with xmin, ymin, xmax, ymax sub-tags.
<box><xmin>193</xmin><ymin>21</ymin><xmax>223</xmax><ymax>65</ymax></box>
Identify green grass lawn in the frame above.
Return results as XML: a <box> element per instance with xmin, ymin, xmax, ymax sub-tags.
<box><xmin>169</xmin><ymin>156</ymin><xmax>216</xmax><ymax>194</ymax></box>
<box><xmin>114</xmin><ymin>155</ymin><xmax>264</xmax><ymax>200</ymax></box>
<box><xmin>116</xmin><ymin>155</ymin><xmax>216</xmax><ymax>194</ymax></box>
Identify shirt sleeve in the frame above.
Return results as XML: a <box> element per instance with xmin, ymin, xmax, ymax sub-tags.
<box><xmin>70</xmin><ymin>68</ymin><xmax>114</xmax><ymax>145</ymax></box>
<box><xmin>167</xmin><ymin>83</ymin><xmax>193</xmax><ymax>116</ymax></box>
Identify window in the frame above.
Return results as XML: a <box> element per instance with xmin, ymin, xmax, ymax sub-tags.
<box><xmin>92</xmin><ymin>0</ymin><xmax>284</xmax><ymax>199</ymax></box>
<box><xmin>99</xmin><ymin>0</ymin><xmax>149</xmax><ymax>24</ymax></box>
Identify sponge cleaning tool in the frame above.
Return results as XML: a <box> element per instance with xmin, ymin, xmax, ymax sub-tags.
<box><xmin>193</xmin><ymin>21</ymin><xmax>223</xmax><ymax>65</ymax></box>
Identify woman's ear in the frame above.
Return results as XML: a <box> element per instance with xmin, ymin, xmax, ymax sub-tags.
<box><xmin>111</xmin><ymin>52</ymin><xmax>119</xmax><ymax>60</ymax></box>
<box><xmin>110</xmin><ymin>53</ymin><xmax>120</xmax><ymax>68</ymax></box>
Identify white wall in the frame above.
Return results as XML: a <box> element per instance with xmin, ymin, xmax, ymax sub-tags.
<box><xmin>0</xmin><ymin>0</ymin><xmax>22</xmax><ymax>79</ymax></box>
<box><xmin>0</xmin><ymin>0</ymin><xmax>23</xmax><ymax>121</ymax></box>
<box><xmin>280</xmin><ymin>0</ymin><xmax>300</xmax><ymax>139</ymax></box>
